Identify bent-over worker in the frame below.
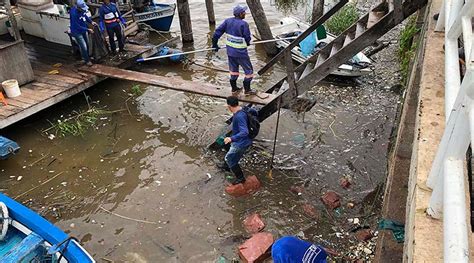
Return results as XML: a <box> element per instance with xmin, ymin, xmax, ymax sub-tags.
<box><xmin>223</xmin><ymin>96</ymin><xmax>257</xmax><ymax>184</ymax></box>
<box><xmin>212</xmin><ymin>5</ymin><xmax>257</xmax><ymax>95</ymax></box>
<box><xmin>99</xmin><ymin>0</ymin><xmax>126</xmax><ymax>55</ymax></box>
<box><xmin>69</xmin><ymin>0</ymin><xmax>96</xmax><ymax>66</ymax></box>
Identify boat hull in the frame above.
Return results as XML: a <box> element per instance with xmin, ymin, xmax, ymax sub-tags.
<box><xmin>135</xmin><ymin>4</ymin><xmax>175</xmax><ymax>31</ymax></box>
<box><xmin>0</xmin><ymin>194</ymin><xmax>95</xmax><ymax>262</ymax></box>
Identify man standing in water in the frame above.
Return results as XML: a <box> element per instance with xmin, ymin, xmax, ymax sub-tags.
<box><xmin>223</xmin><ymin>96</ymin><xmax>256</xmax><ymax>185</ymax></box>
<box><xmin>212</xmin><ymin>5</ymin><xmax>257</xmax><ymax>95</ymax></box>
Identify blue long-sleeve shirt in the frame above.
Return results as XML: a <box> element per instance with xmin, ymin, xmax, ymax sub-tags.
<box><xmin>212</xmin><ymin>17</ymin><xmax>251</xmax><ymax>58</ymax></box>
<box><xmin>272</xmin><ymin>236</ymin><xmax>327</xmax><ymax>263</ymax></box>
<box><xmin>99</xmin><ymin>3</ymin><xmax>125</xmax><ymax>30</ymax></box>
<box><xmin>69</xmin><ymin>6</ymin><xmax>92</xmax><ymax>35</ymax></box>
<box><xmin>230</xmin><ymin>108</ymin><xmax>256</xmax><ymax>148</ymax></box>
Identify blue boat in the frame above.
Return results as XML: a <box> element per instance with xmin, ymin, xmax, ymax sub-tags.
<box><xmin>0</xmin><ymin>193</ymin><xmax>95</xmax><ymax>262</ymax></box>
<box><xmin>135</xmin><ymin>2</ymin><xmax>176</xmax><ymax>32</ymax></box>
<box><xmin>0</xmin><ymin>136</ymin><xmax>19</xmax><ymax>160</ymax></box>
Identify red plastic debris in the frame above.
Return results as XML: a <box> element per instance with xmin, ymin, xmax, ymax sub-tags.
<box><xmin>302</xmin><ymin>203</ymin><xmax>319</xmax><ymax>219</ymax></box>
<box><xmin>321</xmin><ymin>191</ymin><xmax>341</xmax><ymax>209</ymax></box>
<box><xmin>238</xmin><ymin>232</ymin><xmax>274</xmax><ymax>263</ymax></box>
<box><xmin>243</xmin><ymin>213</ymin><xmax>265</xmax><ymax>234</ymax></box>
<box><xmin>339</xmin><ymin>177</ymin><xmax>351</xmax><ymax>189</ymax></box>
<box><xmin>225</xmin><ymin>176</ymin><xmax>261</xmax><ymax>197</ymax></box>
<box><xmin>355</xmin><ymin>229</ymin><xmax>374</xmax><ymax>242</ymax></box>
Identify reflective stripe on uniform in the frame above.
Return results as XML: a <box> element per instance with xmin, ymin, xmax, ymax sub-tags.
<box><xmin>244</xmin><ymin>74</ymin><xmax>254</xmax><ymax>78</ymax></box>
<box><xmin>229</xmin><ymin>71</ymin><xmax>240</xmax><ymax>76</ymax></box>
<box><xmin>226</xmin><ymin>34</ymin><xmax>247</xmax><ymax>49</ymax></box>
<box><xmin>104</xmin><ymin>12</ymin><xmax>119</xmax><ymax>23</ymax></box>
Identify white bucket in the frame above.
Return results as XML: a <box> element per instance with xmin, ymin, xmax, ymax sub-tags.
<box><xmin>2</xmin><ymin>79</ymin><xmax>21</xmax><ymax>98</ymax></box>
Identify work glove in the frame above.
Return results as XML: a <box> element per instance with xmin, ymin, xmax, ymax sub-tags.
<box><xmin>212</xmin><ymin>38</ymin><xmax>219</xmax><ymax>51</ymax></box>
<box><xmin>120</xmin><ymin>17</ymin><xmax>127</xmax><ymax>27</ymax></box>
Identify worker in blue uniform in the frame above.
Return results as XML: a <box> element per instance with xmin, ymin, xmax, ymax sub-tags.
<box><xmin>272</xmin><ymin>236</ymin><xmax>328</xmax><ymax>263</ymax></box>
<box><xmin>99</xmin><ymin>0</ymin><xmax>126</xmax><ymax>55</ymax></box>
<box><xmin>69</xmin><ymin>0</ymin><xmax>96</xmax><ymax>66</ymax></box>
<box><xmin>212</xmin><ymin>5</ymin><xmax>257</xmax><ymax>95</ymax></box>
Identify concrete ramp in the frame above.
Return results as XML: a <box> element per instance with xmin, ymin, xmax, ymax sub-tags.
<box><xmin>80</xmin><ymin>64</ymin><xmax>276</xmax><ymax>105</ymax></box>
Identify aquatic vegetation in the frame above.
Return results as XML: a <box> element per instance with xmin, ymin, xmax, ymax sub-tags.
<box><xmin>398</xmin><ymin>15</ymin><xmax>420</xmax><ymax>84</ymax></box>
<box><xmin>130</xmin><ymin>84</ymin><xmax>143</xmax><ymax>96</ymax></box>
<box><xmin>325</xmin><ymin>4</ymin><xmax>359</xmax><ymax>35</ymax></box>
<box><xmin>44</xmin><ymin>107</ymin><xmax>119</xmax><ymax>137</ymax></box>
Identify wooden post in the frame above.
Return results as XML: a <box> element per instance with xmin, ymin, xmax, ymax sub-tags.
<box><xmin>177</xmin><ymin>0</ymin><xmax>194</xmax><ymax>43</ymax></box>
<box><xmin>246</xmin><ymin>0</ymin><xmax>277</xmax><ymax>55</ymax></box>
<box><xmin>311</xmin><ymin>0</ymin><xmax>324</xmax><ymax>23</ymax></box>
<box><xmin>4</xmin><ymin>0</ymin><xmax>21</xmax><ymax>41</ymax></box>
<box><xmin>205</xmin><ymin>0</ymin><xmax>215</xmax><ymax>25</ymax></box>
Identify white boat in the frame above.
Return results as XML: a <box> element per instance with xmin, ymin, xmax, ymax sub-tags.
<box><xmin>255</xmin><ymin>17</ymin><xmax>373</xmax><ymax>77</ymax></box>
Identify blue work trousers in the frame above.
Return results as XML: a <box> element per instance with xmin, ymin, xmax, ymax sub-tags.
<box><xmin>225</xmin><ymin>144</ymin><xmax>249</xmax><ymax>168</ymax></box>
<box><xmin>72</xmin><ymin>32</ymin><xmax>90</xmax><ymax>63</ymax></box>
<box><xmin>228</xmin><ymin>56</ymin><xmax>253</xmax><ymax>82</ymax></box>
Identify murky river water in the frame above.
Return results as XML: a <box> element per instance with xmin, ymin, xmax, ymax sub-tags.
<box><xmin>1</xmin><ymin>1</ymin><xmax>402</xmax><ymax>261</ymax></box>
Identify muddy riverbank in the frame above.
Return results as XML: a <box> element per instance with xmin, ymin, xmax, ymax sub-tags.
<box><xmin>0</xmin><ymin>0</ymin><xmax>405</xmax><ymax>261</ymax></box>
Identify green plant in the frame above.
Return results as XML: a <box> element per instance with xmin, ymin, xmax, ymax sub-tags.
<box><xmin>47</xmin><ymin>108</ymin><xmax>110</xmax><ymax>137</ymax></box>
<box><xmin>325</xmin><ymin>4</ymin><xmax>359</xmax><ymax>35</ymax></box>
<box><xmin>131</xmin><ymin>84</ymin><xmax>143</xmax><ymax>96</ymax></box>
<box><xmin>398</xmin><ymin>16</ymin><xmax>420</xmax><ymax>83</ymax></box>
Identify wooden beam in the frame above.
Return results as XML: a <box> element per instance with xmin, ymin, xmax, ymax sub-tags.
<box><xmin>205</xmin><ymin>0</ymin><xmax>215</xmax><ymax>25</ymax></box>
<box><xmin>246</xmin><ymin>0</ymin><xmax>277</xmax><ymax>55</ymax></box>
<box><xmin>257</xmin><ymin>0</ymin><xmax>348</xmax><ymax>75</ymax></box>
<box><xmin>177</xmin><ymin>0</ymin><xmax>194</xmax><ymax>43</ymax></box>
<box><xmin>80</xmin><ymin>64</ymin><xmax>276</xmax><ymax>105</ymax></box>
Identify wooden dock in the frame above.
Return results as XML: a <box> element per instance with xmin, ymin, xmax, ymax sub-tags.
<box><xmin>80</xmin><ymin>64</ymin><xmax>276</xmax><ymax>105</ymax></box>
<box><xmin>0</xmin><ymin>35</ymin><xmax>153</xmax><ymax>129</ymax></box>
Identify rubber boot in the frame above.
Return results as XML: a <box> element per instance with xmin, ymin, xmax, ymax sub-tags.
<box><xmin>230</xmin><ymin>79</ymin><xmax>242</xmax><ymax>93</ymax></box>
<box><xmin>243</xmin><ymin>80</ymin><xmax>257</xmax><ymax>95</ymax></box>
<box><xmin>230</xmin><ymin>164</ymin><xmax>246</xmax><ymax>185</ymax></box>
<box><xmin>217</xmin><ymin>161</ymin><xmax>231</xmax><ymax>172</ymax></box>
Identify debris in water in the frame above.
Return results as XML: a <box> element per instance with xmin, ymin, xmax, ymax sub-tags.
<box><xmin>17</xmin><ymin>176</ymin><xmax>22</xmax><ymax>181</ymax></box>
<box><xmin>225</xmin><ymin>176</ymin><xmax>261</xmax><ymax>197</ymax></box>
<box><xmin>243</xmin><ymin>213</ymin><xmax>265</xmax><ymax>234</ymax></box>
<box><xmin>355</xmin><ymin>229</ymin><xmax>374</xmax><ymax>242</ymax></box>
<box><xmin>238</xmin><ymin>232</ymin><xmax>273</xmax><ymax>262</ymax></box>
<box><xmin>302</xmin><ymin>203</ymin><xmax>319</xmax><ymax>219</ymax></box>
<box><xmin>321</xmin><ymin>191</ymin><xmax>341</xmax><ymax>209</ymax></box>
<box><xmin>339</xmin><ymin>176</ymin><xmax>352</xmax><ymax>189</ymax></box>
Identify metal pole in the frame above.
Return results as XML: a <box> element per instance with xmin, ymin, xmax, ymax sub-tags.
<box><xmin>136</xmin><ymin>37</ymin><xmax>298</xmax><ymax>62</ymax></box>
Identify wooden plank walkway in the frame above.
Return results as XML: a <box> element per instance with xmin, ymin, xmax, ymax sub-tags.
<box><xmin>80</xmin><ymin>64</ymin><xmax>276</xmax><ymax>105</ymax></box>
<box><xmin>0</xmin><ymin>35</ymin><xmax>153</xmax><ymax>129</ymax></box>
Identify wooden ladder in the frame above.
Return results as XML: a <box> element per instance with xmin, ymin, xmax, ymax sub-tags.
<box><xmin>257</xmin><ymin>0</ymin><xmax>427</xmax><ymax>122</ymax></box>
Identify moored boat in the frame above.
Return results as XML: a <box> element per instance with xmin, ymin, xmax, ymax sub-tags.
<box><xmin>134</xmin><ymin>2</ymin><xmax>176</xmax><ymax>32</ymax></box>
<box><xmin>0</xmin><ymin>193</ymin><xmax>95</xmax><ymax>262</ymax></box>
<box><xmin>255</xmin><ymin>17</ymin><xmax>373</xmax><ymax>77</ymax></box>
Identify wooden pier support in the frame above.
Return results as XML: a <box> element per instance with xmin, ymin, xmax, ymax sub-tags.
<box><xmin>312</xmin><ymin>0</ymin><xmax>324</xmax><ymax>23</ymax></box>
<box><xmin>3</xmin><ymin>0</ymin><xmax>21</xmax><ymax>41</ymax></box>
<box><xmin>205</xmin><ymin>0</ymin><xmax>216</xmax><ymax>25</ymax></box>
<box><xmin>246</xmin><ymin>0</ymin><xmax>277</xmax><ymax>56</ymax></box>
<box><xmin>177</xmin><ymin>0</ymin><xmax>194</xmax><ymax>43</ymax></box>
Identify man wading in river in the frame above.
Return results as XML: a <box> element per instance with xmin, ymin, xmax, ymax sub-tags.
<box><xmin>212</xmin><ymin>5</ymin><xmax>257</xmax><ymax>95</ymax></box>
<box><xmin>222</xmin><ymin>96</ymin><xmax>258</xmax><ymax>185</ymax></box>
